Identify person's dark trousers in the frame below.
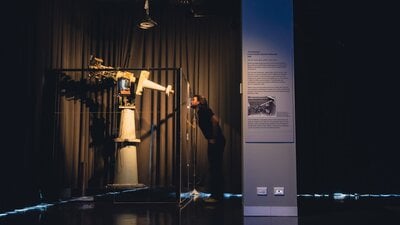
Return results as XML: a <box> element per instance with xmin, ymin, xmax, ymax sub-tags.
<box><xmin>207</xmin><ymin>137</ymin><xmax>225</xmax><ymax>200</ymax></box>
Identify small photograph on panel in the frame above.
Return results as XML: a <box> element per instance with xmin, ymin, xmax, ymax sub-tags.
<box><xmin>248</xmin><ymin>96</ymin><xmax>276</xmax><ymax>117</ymax></box>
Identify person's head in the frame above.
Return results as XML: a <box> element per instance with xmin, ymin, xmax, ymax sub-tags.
<box><xmin>191</xmin><ymin>94</ymin><xmax>208</xmax><ymax>109</ymax></box>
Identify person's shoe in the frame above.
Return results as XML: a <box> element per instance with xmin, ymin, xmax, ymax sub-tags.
<box><xmin>203</xmin><ymin>197</ymin><xmax>220</xmax><ymax>203</ymax></box>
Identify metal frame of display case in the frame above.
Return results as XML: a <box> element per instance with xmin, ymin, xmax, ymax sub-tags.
<box><xmin>48</xmin><ymin>67</ymin><xmax>191</xmax><ymax>208</ymax></box>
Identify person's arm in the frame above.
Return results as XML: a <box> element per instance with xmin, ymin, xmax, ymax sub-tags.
<box><xmin>209</xmin><ymin>115</ymin><xmax>219</xmax><ymax>144</ymax></box>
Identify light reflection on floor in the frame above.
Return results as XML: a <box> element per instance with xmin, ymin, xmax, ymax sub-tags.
<box><xmin>1</xmin><ymin>192</ymin><xmax>400</xmax><ymax>225</ymax></box>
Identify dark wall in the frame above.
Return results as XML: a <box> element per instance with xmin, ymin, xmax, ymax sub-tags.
<box><xmin>294</xmin><ymin>1</ymin><xmax>400</xmax><ymax>194</ymax></box>
<box><xmin>1</xmin><ymin>0</ymin><xmax>41</xmax><ymax>212</ymax></box>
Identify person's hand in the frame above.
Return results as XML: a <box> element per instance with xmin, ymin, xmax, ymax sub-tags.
<box><xmin>208</xmin><ymin>139</ymin><xmax>216</xmax><ymax>144</ymax></box>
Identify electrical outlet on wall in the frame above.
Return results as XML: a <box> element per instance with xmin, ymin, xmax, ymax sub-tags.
<box><xmin>273</xmin><ymin>187</ymin><xmax>285</xmax><ymax>196</ymax></box>
<box><xmin>256</xmin><ymin>187</ymin><xmax>267</xmax><ymax>196</ymax></box>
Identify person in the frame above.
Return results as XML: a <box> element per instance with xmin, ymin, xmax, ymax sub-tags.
<box><xmin>191</xmin><ymin>94</ymin><xmax>226</xmax><ymax>203</ymax></box>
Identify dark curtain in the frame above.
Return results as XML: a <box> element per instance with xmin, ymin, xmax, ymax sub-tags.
<box><xmin>11</xmin><ymin>0</ymin><xmax>242</xmax><ymax>204</ymax></box>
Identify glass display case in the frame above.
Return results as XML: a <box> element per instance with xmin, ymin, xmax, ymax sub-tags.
<box><xmin>47</xmin><ymin>65</ymin><xmax>194</xmax><ymax>206</ymax></box>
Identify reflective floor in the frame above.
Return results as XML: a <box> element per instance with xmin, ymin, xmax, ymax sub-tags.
<box><xmin>1</xmin><ymin>193</ymin><xmax>400</xmax><ymax>225</ymax></box>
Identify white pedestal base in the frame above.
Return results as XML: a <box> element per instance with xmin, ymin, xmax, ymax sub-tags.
<box><xmin>110</xmin><ymin>106</ymin><xmax>143</xmax><ymax>187</ymax></box>
<box><xmin>114</xmin><ymin>145</ymin><xmax>139</xmax><ymax>185</ymax></box>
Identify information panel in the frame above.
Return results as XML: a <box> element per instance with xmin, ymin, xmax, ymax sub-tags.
<box><xmin>243</xmin><ymin>0</ymin><xmax>295</xmax><ymax>143</ymax></box>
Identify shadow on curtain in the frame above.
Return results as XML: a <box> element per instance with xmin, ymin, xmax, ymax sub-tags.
<box><xmin>34</xmin><ymin>0</ymin><xmax>241</xmax><ymax>200</ymax></box>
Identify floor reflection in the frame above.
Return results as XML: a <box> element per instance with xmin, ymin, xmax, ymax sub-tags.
<box><xmin>0</xmin><ymin>197</ymin><xmax>243</xmax><ymax>225</ymax></box>
<box><xmin>181</xmin><ymin>197</ymin><xmax>243</xmax><ymax>225</ymax></box>
<box><xmin>2</xmin><ymin>195</ymin><xmax>400</xmax><ymax>225</ymax></box>
<box><xmin>1</xmin><ymin>202</ymin><xmax>181</xmax><ymax>225</ymax></box>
